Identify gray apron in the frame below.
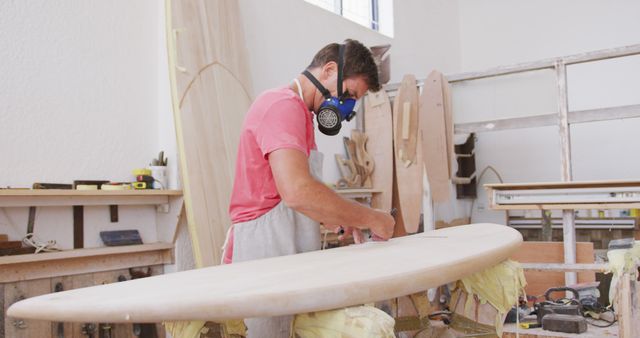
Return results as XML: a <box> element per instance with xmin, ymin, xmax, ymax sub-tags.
<box><xmin>222</xmin><ymin>150</ymin><xmax>323</xmax><ymax>337</ymax></box>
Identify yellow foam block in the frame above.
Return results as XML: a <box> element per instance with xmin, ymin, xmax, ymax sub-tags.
<box><xmin>293</xmin><ymin>305</ymin><xmax>395</xmax><ymax>338</ymax></box>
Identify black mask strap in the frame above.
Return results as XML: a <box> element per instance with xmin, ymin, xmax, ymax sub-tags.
<box><xmin>302</xmin><ymin>70</ymin><xmax>330</xmax><ymax>99</ymax></box>
<box><xmin>303</xmin><ymin>44</ymin><xmax>346</xmax><ymax>100</ymax></box>
<box><xmin>337</xmin><ymin>44</ymin><xmax>344</xmax><ymax>98</ymax></box>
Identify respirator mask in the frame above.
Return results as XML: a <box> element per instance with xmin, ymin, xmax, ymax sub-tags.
<box><xmin>302</xmin><ymin>44</ymin><xmax>356</xmax><ymax>136</ymax></box>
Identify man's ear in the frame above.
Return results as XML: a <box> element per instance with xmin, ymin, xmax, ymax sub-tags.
<box><xmin>320</xmin><ymin>61</ymin><xmax>338</xmax><ymax>81</ymax></box>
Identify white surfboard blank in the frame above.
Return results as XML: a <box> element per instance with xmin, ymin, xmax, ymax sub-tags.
<box><xmin>8</xmin><ymin>224</ymin><xmax>522</xmax><ymax>323</ymax></box>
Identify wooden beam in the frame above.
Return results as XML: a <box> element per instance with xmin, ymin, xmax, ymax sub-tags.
<box><xmin>570</xmin><ymin>104</ymin><xmax>640</xmax><ymax>124</ymax></box>
<box><xmin>454</xmin><ymin>113</ymin><xmax>558</xmax><ymax>134</ymax></box>
<box><xmin>615</xmin><ymin>271</ymin><xmax>640</xmax><ymax>338</ymax></box>
<box><xmin>452</xmin><ymin>44</ymin><xmax>640</xmax><ymax>84</ymax></box>
<box><xmin>453</xmin><ymin>104</ymin><xmax>640</xmax><ymax>134</ymax></box>
<box><xmin>447</xmin><ymin>44</ymin><xmax>640</xmax><ymax>83</ymax></box>
<box><xmin>562</xmin><ymin>43</ymin><xmax>640</xmax><ymax>66</ymax></box>
<box><xmin>384</xmin><ymin>44</ymin><xmax>640</xmax><ymax>91</ymax></box>
<box><xmin>520</xmin><ymin>263</ymin><xmax>607</xmax><ymax>273</ymax></box>
<box><xmin>556</xmin><ymin>60</ymin><xmax>572</xmax><ymax>182</ymax></box>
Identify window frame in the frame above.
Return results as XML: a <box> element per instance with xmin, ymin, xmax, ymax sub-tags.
<box><xmin>307</xmin><ymin>0</ymin><xmax>383</xmax><ymax>33</ymax></box>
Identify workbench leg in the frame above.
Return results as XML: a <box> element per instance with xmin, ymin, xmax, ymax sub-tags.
<box><xmin>616</xmin><ymin>272</ymin><xmax>640</xmax><ymax>338</ymax></box>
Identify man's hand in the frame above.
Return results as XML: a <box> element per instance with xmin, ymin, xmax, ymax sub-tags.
<box><xmin>269</xmin><ymin>149</ymin><xmax>397</xmax><ymax>237</ymax></box>
<box><xmin>368</xmin><ymin>210</ymin><xmax>395</xmax><ymax>240</ymax></box>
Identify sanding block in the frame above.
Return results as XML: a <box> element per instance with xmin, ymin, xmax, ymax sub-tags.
<box><xmin>542</xmin><ymin>314</ymin><xmax>587</xmax><ymax>334</ymax></box>
<box><xmin>100</xmin><ymin>230</ymin><xmax>142</xmax><ymax>246</ymax></box>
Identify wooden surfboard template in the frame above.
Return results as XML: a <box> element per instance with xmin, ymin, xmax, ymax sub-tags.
<box><xmin>393</xmin><ymin>75</ymin><xmax>422</xmax><ymax>233</ymax></box>
<box><xmin>420</xmin><ymin>70</ymin><xmax>454</xmax><ymax>202</ymax></box>
<box><xmin>167</xmin><ymin>0</ymin><xmax>253</xmax><ymax>267</ymax></box>
<box><xmin>441</xmin><ymin>73</ymin><xmax>455</xmax><ymax>181</ymax></box>
<box><xmin>8</xmin><ymin>224</ymin><xmax>522</xmax><ymax>323</ymax></box>
<box><xmin>420</xmin><ymin>71</ymin><xmax>452</xmax><ymax>203</ymax></box>
<box><xmin>364</xmin><ymin>90</ymin><xmax>393</xmax><ymax>211</ymax></box>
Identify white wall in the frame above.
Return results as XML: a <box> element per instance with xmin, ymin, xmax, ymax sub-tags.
<box><xmin>0</xmin><ymin>1</ymin><xmax>166</xmax><ymax>248</ymax></box>
<box><xmin>0</xmin><ymin>0</ymin><xmax>163</xmax><ymax>187</ymax></box>
<box><xmin>238</xmin><ymin>0</ymin><xmax>460</xmax><ymax>183</ymax></box>
<box><xmin>455</xmin><ymin>0</ymin><xmax>640</xmax><ymax>223</ymax></box>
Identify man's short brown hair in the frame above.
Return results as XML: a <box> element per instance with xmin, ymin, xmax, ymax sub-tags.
<box><xmin>307</xmin><ymin>39</ymin><xmax>381</xmax><ymax>92</ymax></box>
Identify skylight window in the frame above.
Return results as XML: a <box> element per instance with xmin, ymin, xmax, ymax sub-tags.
<box><xmin>305</xmin><ymin>0</ymin><xmax>394</xmax><ymax>37</ymax></box>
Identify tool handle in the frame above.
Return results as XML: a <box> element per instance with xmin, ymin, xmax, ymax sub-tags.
<box><xmin>544</xmin><ymin>287</ymin><xmax>580</xmax><ymax>301</ymax></box>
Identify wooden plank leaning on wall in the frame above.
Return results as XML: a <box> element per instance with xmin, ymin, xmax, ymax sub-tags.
<box><xmin>168</xmin><ymin>0</ymin><xmax>253</xmax><ymax>267</ymax></box>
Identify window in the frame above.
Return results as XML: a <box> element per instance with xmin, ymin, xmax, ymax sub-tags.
<box><xmin>305</xmin><ymin>0</ymin><xmax>394</xmax><ymax>37</ymax></box>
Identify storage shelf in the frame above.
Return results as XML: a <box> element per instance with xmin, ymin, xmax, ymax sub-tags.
<box><xmin>0</xmin><ymin>189</ymin><xmax>182</xmax><ymax>207</ymax></box>
<box><xmin>485</xmin><ymin>179</ymin><xmax>640</xmax><ymax>190</ymax></box>
<box><xmin>0</xmin><ymin>242</ymin><xmax>173</xmax><ymax>265</ymax></box>
<box><xmin>334</xmin><ymin>189</ymin><xmax>382</xmax><ymax>200</ymax></box>
<box><xmin>509</xmin><ymin>216</ymin><xmax>637</xmax><ymax>229</ymax></box>
<box><xmin>0</xmin><ymin>243</ymin><xmax>174</xmax><ymax>283</ymax></box>
<box><xmin>491</xmin><ymin>202</ymin><xmax>640</xmax><ymax>211</ymax></box>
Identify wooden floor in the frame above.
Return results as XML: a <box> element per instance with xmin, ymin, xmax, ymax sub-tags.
<box><xmin>503</xmin><ymin>322</ymin><xmax>619</xmax><ymax>337</ymax></box>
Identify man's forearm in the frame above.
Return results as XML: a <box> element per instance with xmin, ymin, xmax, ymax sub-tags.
<box><xmin>283</xmin><ymin>179</ymin><xmax>380</xmax><ymax>229</ymax></box>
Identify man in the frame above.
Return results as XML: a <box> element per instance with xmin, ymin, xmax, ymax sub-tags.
<box><xmin>224</xmin><ymin>39</ymin><xmax>395</xmax><ymax>337</ymax></box>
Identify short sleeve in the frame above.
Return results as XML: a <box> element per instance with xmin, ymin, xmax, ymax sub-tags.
<box><xmin>254</xmin><ymin>98</ymin><xmax>309</xmax><ymax>158</ymax></box>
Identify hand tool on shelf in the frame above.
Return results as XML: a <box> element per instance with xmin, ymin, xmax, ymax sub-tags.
<box><xmin>533</xmin><ymin>287</ymin><xmax>588</xmax><ymax>334</ymax></box>
<box><xmin>133</xmin><ymin>175</ymin><xmax>155</xmax><ymax>190</ymax></box>
<box><xmin>99</xmin><ymin>230</ymin><xmax>143</xmax><ymax>246</ymax></box>
<box><xmin>151</xmin><ymin>151</ymin><xmax>168</xmax><ymax>167</ymax></box>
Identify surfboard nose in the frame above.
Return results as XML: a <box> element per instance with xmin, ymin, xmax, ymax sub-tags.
<box><xmin>7</xmin><ymin>298</ymin><xmax>32</xmax><ymax>319</ymax></box>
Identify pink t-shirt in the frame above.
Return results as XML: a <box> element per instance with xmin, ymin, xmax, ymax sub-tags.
<box><xmin>229</xmin><ymin>86</ymin><xmax>316</xmax><ymax>224</ymax></box>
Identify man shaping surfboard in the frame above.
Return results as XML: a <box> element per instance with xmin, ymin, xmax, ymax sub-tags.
<box><xmin>224</xmin><ymin>39</ymin><xmax>395</xmax><ymax>336</ymax></box>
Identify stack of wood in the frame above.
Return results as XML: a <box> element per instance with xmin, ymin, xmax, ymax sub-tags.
<box><xmin>335</xmin><ymin>130</ymin><xmax>374</xmax><ymax>189</ymax></box>
<box><xmin>0</xmin><ymin>234</ymin><xmax>35</xmax><ymax>256</ymax></box>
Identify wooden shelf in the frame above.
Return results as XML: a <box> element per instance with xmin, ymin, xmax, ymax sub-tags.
<box><xmin>485</xmin><ymin>179</ymin><xmax>640</xmax><ymax>190</ymax></box>
<box><xmin>491</xmin><ymin>203</ymin><xmax>640</xmax><ymax>211</ymax></box>
<box><xmin>509</xmin><ymin>216</ymin><xmax>637</xmax><ymax>229</ymax></box>
<box><xmin>0</xmin><ymin>243</ymin><xmax>174</xmax><ymax>283</ymax></box>
<box><xmin>0</xmin><ymin>189</ymin><xmax>183</xmax><ymax>207</ymax></box>
<box><xmin>485</xmin><ymin>180</ymin><xmax>640</xmax><ymax>210</ymax></box>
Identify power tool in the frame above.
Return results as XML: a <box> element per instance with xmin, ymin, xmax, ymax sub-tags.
<box><xmin>534</xmin><ymin>287</ymin><xmax>587</xmax><ymax>334</ymax></box>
